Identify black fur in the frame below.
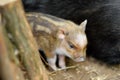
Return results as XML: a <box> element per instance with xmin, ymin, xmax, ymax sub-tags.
<box><xmin>22</xmin><ymin>0</ymin><xmax>120</xmax><ymax>64</ymax></box>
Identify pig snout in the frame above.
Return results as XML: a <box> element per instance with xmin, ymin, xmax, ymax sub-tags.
<box><xmin>73</xmin><ymin>53</ymin><xmax>86</xmax><ymax>62</ymax></box>
<box><xmin>74</xmin><ymin>57</ymin><xmax>85</xmax><ymax>62</ymax></box>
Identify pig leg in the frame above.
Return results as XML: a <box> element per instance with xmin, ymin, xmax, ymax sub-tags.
<box><xmin>47</xmin><ymin>55</ymin><xmax>57</xmax><ymax>70</ymax></box>
<box><xmin>58</xmin><ymin>55</ymin><xmax>66</xmax><ymax>69</ymax></box>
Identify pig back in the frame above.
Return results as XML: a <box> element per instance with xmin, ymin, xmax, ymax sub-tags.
<box><xmin>26</xmin><ymin>12</ymin><xmax>67</xmax><ymax>52</ymax></box>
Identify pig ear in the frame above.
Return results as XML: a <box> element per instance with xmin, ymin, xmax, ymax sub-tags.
<box><xmin>79</xmin><ymin>19</ymin><xmax>87</xmax><ymax>32</ymax></box>
<box><xmin>57</xmin><ymin>29</ymin><xmax>65</xmax><ymax>40</ymax></box>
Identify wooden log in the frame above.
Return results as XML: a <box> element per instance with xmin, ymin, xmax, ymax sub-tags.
<box><xmin>0</xmin><ymin>0</ymin><xmax>49</xmax><ymax>80</ymax></box>
<box><xmin>0</xmin><ymin>13</ymin><xmax>25</xmax><ymax>80</ymax></box>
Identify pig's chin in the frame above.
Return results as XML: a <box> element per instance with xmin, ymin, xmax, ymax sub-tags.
<box><xmin>74</xmin><ymin>57</ymin><xmax>85</xmax><ymax>62</ymax></box>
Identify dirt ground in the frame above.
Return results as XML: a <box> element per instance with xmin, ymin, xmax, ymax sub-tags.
<box><xmin>48</xmin><ymin>57</ymin><xmax>120</xmax><ymax>80</ymax></box>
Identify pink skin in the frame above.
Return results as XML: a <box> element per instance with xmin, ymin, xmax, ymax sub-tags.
<box><xmin>47</xmin><ymin>55</ymin><xmax>58</xmax><ymax>70</ymax></box>
<box><xmin>47</xmin><ymin>54</ymin><xmax>66</xmax><ymax>70</ymax></box>
<box><xmin>58</xmin><ymin>55</ymin><xmax>66</xmax><ymax>69</ymax></box>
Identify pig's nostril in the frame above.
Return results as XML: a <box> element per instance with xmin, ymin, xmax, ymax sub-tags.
<box><xmin>79</xmin><ymin>57</ymin><xmax>85</xmax><ymax>61</ymax></box>
<box><xmin>74</xmin><ymin>57</ymin><xmax>85</xmax><ymax>62</ymax></box>
<box><xmin>74</xmin><ymin>54</ymin><xmax>82</xmax><ymax>59</ymax></box>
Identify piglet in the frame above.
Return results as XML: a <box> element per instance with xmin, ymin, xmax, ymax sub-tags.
<box><xmin>27</xmin><ymin>12</ymin><xmax>87</xmax><ymax>70</ymax></box>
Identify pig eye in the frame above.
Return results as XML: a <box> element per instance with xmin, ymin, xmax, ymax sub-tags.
<box><xmin>69</xmin><ymin>43</ymin><xmax>75</xmax><ymax>48</ymax></box>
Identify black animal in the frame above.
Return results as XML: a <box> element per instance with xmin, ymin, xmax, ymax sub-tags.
<box><xmin>22</xmin><ymin>0</ymin><xmax>120</xmax><ymax>64</ymax></box>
